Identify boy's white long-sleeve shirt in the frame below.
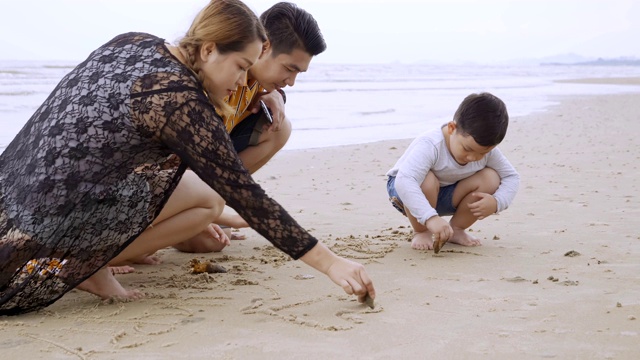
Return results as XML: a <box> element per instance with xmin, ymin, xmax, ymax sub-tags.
<box><xmin>386</xmin><ymin>128</ymin><xmax>520</xmax><ymax>225</ymax></box>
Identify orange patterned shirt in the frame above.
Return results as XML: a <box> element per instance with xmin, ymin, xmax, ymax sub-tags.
<box><xmin>223</xmin><ymin>79</ymin><xmax>264</xmax><ymax>132</ymax></box>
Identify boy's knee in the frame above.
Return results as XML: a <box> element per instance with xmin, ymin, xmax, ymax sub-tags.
<box><xmin>420</xmin><ymin>171</ymin><xmax>440</xmax><ymax>193</ymax></box>
<box><xmin>480</xmin><ymin>168</ymin><xmax>500</xmax><ymax>191</ymax></box>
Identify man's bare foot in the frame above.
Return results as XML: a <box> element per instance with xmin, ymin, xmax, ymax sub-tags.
<box><xmin>110</xmin><ymin>265</ymin><xmax>135</xmax><ymax>275</ymax></box>
<box><xmin>230</xmin><ymin>232</ymin><xmax>246</xmax><ymax>240</ymax></box>
<box><xmin>411</xmin><ymin>231</ymin><xmax>435</xmax><ymax>250</ymax></box>
<box><xmin>132</xmin><ymin>254</ymin><xmax>162</xmax><ymax>265</ymax></box>
<box><xmin>76</xmin><ymin>267</ymin><xmax>144</xmax><ymax>301</ymax></box>
<box><xmin>449</xmin><ymin>227</ymin><xmax>482</xmax><ymax>247</ymax></box>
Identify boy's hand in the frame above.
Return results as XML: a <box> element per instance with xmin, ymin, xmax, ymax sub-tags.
<box><xmin>426</xmin><ymin>216</ymin><xmax>453</xmax><ymax>242</ymax></box>
<box><xmin>468</xmin><ymin>192</ymin><xmax>498</xmax><ymax>220</ymax></box>
<box><xmin>251</xmin><ymin>91</ymin><xmax>286</xmax><ymax>132</ymax></box>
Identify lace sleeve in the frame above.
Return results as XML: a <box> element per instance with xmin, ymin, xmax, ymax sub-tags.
<box><xmin>158</xmin><ymin>98</ymin><xmax>318</xmax><ymax>259</ymax></box>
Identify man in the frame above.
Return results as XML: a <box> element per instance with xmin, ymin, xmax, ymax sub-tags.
<box><xmin>226</xmin><ymin>1</ymin><xmax>326</xmax><ymax>174</ymax></box>
<box><xmin>173</xmin><ymin>2</ymin><xmax>327</xmax><ymax>253</ymax></box>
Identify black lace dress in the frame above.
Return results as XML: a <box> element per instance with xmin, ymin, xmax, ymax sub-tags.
<box><xmin>0</xmin><ymin>33</ymin><xmax>318</xmax><ymax>315</ymax></box>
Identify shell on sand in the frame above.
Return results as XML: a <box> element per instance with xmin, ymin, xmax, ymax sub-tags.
<box><xmin>190</xmin><ymin>259</ymin><xmax>227</xmax><ymax>274</ymax></box>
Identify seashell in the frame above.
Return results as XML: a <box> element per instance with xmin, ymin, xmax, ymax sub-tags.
<box><xmin>190</xmin><ymin>258</ymin><xmax>227</xmax><ymax>274</ymax></box>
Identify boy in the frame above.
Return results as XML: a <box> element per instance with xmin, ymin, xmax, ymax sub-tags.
<box><xmin>386</xmin><ymin>92</ymin><xmax>519</xmax><ymax>253</ymax></box>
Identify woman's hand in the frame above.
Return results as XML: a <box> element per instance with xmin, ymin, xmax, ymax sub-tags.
<box><xmin>326</xmin><ymin>257</ymin><xmax>376</xmax><ymax>303</ymax></box>
<box><xmin>300</xmin><ymin>242</ymin><xmax>376</xmax><ymax>303</ymax></box>
<box><xmin>206</xmin><ymin>224</ymin><xmax>231</xmax><ymax>247</ymax></box>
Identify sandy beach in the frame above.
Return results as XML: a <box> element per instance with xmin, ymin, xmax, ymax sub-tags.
<box><xmin>1</xmin><ymin>85</ymin><xmax>639</xmax><ymax>359</ymax></box>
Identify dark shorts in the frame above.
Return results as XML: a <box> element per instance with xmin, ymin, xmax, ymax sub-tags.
<box><xmin>229</xmin><ymin>111</ymin><xmax>270</xmax><ymax>153</ymax></box>
<box><xmin>386</xmin><ymin>175</ymin><xmax>458</xmax><ymax>217</ymax></box>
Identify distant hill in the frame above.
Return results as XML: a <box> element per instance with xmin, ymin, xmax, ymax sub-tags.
<box><xmin>537</xmin><ymin>53</ymin><xmax>596</xmax><ymax>64</ymax></box>
<box><xmin>541</xmin><ymin>56</ymin><xmax>640</xmax><ymax>66</ymax></box>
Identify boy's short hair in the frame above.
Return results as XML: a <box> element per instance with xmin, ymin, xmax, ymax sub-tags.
<box><xmin>453</xmin><ymin>92</ymin><xmax>509</xmax><ymax>147</ymax></box>
<box><xmin>260</xmin><ymin>2</ymin><xmax>327</xmax><ymax>57</ymax></box>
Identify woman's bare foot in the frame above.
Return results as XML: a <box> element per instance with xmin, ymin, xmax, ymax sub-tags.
<box><xmin>411</xmin><ymin>231</ymin><xmax>435</xmax><ymax>250</ymax></box>
<box><xmin>132</xmin><ymin>254</ymin><xmax>162</xmax><ymax>265</ymax></box>
<box><xmin>76</xmin><ymin>267</ymin><xmax>144</xmax><ymax>300</ymax></box>
<box><xmin>449</xmin><ymin>227</ymin><xmax>482</xmax><ymax>247</ymax></box>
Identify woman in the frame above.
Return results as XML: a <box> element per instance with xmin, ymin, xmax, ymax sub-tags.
<box><xmin>0</xmin><ymin>0</ymin><xmax>375</xmax><ymax>316</ymax></box>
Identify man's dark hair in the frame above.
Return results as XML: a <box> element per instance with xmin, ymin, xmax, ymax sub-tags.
<box><xmin>453</xmin><ymin>92</ymin><xmax>509</xmax><ymax>147</ymax></box>
<box><xmin>260</xmin><ymin>2</ymin><xmax>327</xmax><ymax>57</ymax></box>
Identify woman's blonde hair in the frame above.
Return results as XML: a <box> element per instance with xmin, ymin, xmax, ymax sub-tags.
<box><xmin>179</xmin><ymin>0</ymin><xmax>266</xmax><ymax>114</ymax></box>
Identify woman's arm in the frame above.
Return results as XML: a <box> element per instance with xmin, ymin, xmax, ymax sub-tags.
<box><xmin>156</xmin><ymin>97</ymin><xmax>375</xmax><ymax>300</ymax></box>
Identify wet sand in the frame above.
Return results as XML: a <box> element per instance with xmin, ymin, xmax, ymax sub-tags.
<box><xmin>1</xmin><ymin>87</ymin><xmax>639</xmax><ymax>359</ymax></box>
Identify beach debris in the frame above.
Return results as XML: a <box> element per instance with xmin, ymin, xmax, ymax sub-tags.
<box><xmin>189</xmin><ymin>259</ymin><xmax>227</xmax><ymax>274</ymax></box>
<box><xmin>503</xmin><ymin>276</ymin><xmax>528</xmax><ymax>283</ymax></box>
<box><xmin>364</xmin><ymin>293</ymin><xmax>375</xmax><ymax>309</ymax></box>
<box><xmin>564</xmin><ymin>250</ymin><xmax>581</xmax><ymax>257</ymax></box>
<box><xmin>492</xmin><ymin>235</ymin><xmax>500</xmax><ymax>240</ymax></box>
<box><xmin>294</xmin><ymin>274</ymin><xmax>315</xmax><ymax>280</ymax></box>
<box><xmin>231</xmin><ymin>279</ymin><xmax>258</xmax><ymax>286</ymax></box>
<box><xmin>560</xmin><ymin>280</ymin><xmax>579</xmax><ymax>286</ymax></box>
<box><xmin>433</xmin><ymin>238</ymin><xmax>446</xmax><ymax>254</ymax></box>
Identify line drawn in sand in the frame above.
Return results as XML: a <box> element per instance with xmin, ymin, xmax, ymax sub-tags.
<box><xmin>241</xmin><ymin>295</ymin><xmax>382</xmax><ymax>331</ymax></box>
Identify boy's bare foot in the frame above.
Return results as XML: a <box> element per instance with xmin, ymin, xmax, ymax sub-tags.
<box><xmin>109</xmin><ymin>265</ymin><xmax>135</xmax><ymax>275</ymax></box>
<box><xmin>411</xmin><ymin>231</ymin><xmax>435</xmax><ymax>250</ymax></box>
<box><xmin>449</xmin><ymin>227</ymin><xmax>482</xmax><ymax>247</ymax></box>
<box><xmin>76</xmin><ymin>267</ymin><xmax>144</xmax><ymax>301</ymax></box>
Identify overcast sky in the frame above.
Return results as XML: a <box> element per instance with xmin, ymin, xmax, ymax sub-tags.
<box><xmin>1</xmin><ymin>0</ymin><xmax>638</xmax><ymax>64</ymax></box>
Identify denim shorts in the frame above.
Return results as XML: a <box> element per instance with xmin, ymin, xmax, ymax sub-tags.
<box><xmin>229</xmin><ymin>112</ymin><xmax>270</xmax><ymax>153</ymax></box>
<box><xmin>386</xmin><ymin>175</ymin><xmax>458</xmax><ymax>216</ymax></box>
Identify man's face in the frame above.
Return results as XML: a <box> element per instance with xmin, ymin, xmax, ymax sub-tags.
<box><xmin>249</xmin><ymin>44</ymin><xmax>313</xmax><ymax>92</ymax></box>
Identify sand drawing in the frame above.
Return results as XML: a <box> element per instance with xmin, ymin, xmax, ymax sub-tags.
<box><xmin>240</xmin><ymin>295</ymin><xmax>380</xmax><ymax>331</ymax></box>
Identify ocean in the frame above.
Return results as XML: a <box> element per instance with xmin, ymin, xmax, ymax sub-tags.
<box><xmin>2</xmin><ymin>60</ymin><xmax>640</xmax><ymax>153</ymax></box>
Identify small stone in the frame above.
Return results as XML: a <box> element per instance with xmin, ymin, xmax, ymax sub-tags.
<box><xmin>364</xmin><ymin>293</ymin><xmax>375</xmax><ymax>309</ymax></box>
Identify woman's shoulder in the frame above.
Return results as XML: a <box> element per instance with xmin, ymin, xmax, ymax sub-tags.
<box><xmin>101</xmin><ymin>32</ymin><xmax>165</xmax><ymax>49</ymax></box>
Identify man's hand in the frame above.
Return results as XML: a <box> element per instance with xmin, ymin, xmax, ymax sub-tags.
<box><xmin>251</xmin><ymin>91</ymin><xmax>286</xmax><ymax>132</ymax></box>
